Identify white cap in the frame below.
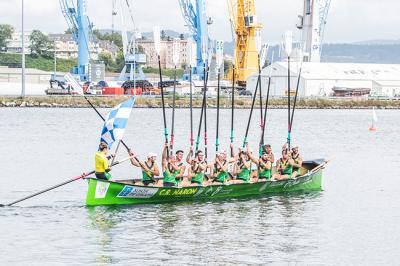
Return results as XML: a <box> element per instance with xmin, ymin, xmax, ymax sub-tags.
<box><xmin>217</xmin><ymin>150</ymin><xmax>227</xmax><ymax>155</ymax></box>
<box><xmin>147</xmin><ymin>152</ymin><xmax>157</xmax><ymax>158</ymax></box>
<box><xmin>291</xmin><ymin>144</ymin><xmax>299</xmax><ymax>149</ymax></box>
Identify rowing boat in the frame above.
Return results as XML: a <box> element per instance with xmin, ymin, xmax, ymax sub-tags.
<box><xmin>85</xmin><ymin>159</ymin><xmax>326</xmax><ymax>206</ymax></box>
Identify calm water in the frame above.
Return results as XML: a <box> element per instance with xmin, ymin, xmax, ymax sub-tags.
<box><xmin>0</xmin><ymin>107</ymin><xmax>399</xmax><ymax>265</ymax></box>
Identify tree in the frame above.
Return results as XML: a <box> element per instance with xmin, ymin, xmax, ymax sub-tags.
<box><xmin>137</xmin><ymin>45</ymin><xmax>145</xmax><ymax>53</ymax></box>
<box><xmin>161</xmin><ymin>30</ymin><xmax>167</xmax><ymax>40</ymax></box>
<box><xmin>0</xmin><ymin>24</ymin><xmax>14</xmax><ymax>52</ymax></box>
<box><xmin>64</xmin><ymin>28</ymin><xmax>74</xmax><ymax>34</ymax></box>
<box><xmin>93</xmin><ymin>29</ymin><xmax>123</xmax><ymax>51</ymax></box>
<box><xmin>29</xmin><ymin>30</ymin><xmax>54</xmax><ymax>58</ymax></box>
<box><xmin>99</xmin><ymin>52</ymin><xmax>113</xmax><ymax>67</ymax></box>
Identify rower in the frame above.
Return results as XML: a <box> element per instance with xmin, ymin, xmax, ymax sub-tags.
<box><xmin>162</xmin><ymin>144</ymin><xmax>180</xmax><ymax>187</ymax></box>
<box><xmin>262</xmin><ymin>144</ymin><xmax>275</xmax><ymax>164</ymax></box>
<box><xmin>232</xmin><ymin>149</ymin><xmax>252</xmax><ymax>184</ymax></box>
<box><xmin>272</xmin><ymin>149</ymin><xmax>294</xmax><ymax>181</ymax></box>
<box><xmin>95</xmin><ymin>142</ymin><xmax>113</xmax><ymax>180</ymax></box>
<box><xmin>130</xmin><ymin>151</ymin><xmax>160</xmax><ymax>186</ymax></box>
<box><xmin>186</xmin><ymin>147</ymin><xmax>207</xmax><ymax>186</ymax></box>
<box><xmin>175</xmin><ymin>150</ymin><xmax>186</xmax><ymax>186</ymax></box>
<box><xmin>247</xmin><ymin>145</ymin><xmax>272</xmax><ymax>182</ymax></box>
<box><xmin>291</xmin><ymin>144</ymin><xmax>303</xmax><ymax>178</ymax></box>
<box><xmin>211</xmin><ymin>150</ymin><xmax>229</xmax><ymax>184</ymax></box>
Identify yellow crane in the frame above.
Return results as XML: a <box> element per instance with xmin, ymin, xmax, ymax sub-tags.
<box><xmin>227</xmin><ymin>0</ymin><xmax>262</xmax><ymax>87</ymax></box>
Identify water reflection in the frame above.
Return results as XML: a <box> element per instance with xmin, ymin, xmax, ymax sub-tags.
<box><xmin>86</xmin><ymin>206</ymin><xmax>124</xmax><ymax>264</ymax></box>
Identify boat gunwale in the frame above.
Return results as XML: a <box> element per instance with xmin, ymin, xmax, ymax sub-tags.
<box><xmin>84</xmin><ymin>159</ymin><xmax>327</xmax><ymax>190</ymax></box>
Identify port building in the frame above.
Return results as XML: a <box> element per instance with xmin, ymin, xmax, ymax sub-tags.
<box><xmin>247</xmin><ymin>62</ymin><xmax>400</xmax><ymax>98</ymax></box>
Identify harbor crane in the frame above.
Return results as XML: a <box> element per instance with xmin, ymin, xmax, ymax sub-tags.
<box><xmin>297</xmin><ymin>0</ymin><xmax>332</xmax><ymax>62</ymax></box>
<box><xmin>179</xmin><ymin>0</ymin><xmax>212</xmax><ymax>80</ymax></box>
<box><xmin>112</xmin><ymin>0</ymin><xmax>146</xmax><ymax>82</ymax></box>
<box><xmin>227</xmin><ymin>0</ymin><xmax>262</xmax><ymax>87</ymax></box>
<box><xmin>59</xmin><ymin>0</ymin><xmax>93</xmax><ymax>81</ymax></box>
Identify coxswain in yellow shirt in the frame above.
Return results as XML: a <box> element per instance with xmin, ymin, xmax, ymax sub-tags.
<box><xmin>95</xmin><ymin>142</ymin><xmax>113</xmax><ymax>180</ymax></box>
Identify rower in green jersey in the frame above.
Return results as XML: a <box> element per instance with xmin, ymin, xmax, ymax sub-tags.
<box><xmin>211</xmin><ymin>150</ymin><xmax>229</xmax><ymax>184</ymax></box>
<box><xmin>272</xmin><ymin>148</ymin><xmax>295</xmax><ymax>181</ymax></box>
<box><xmin>291</xmin><ymin>144</ymin><xmax>303</xmax><ymax>178</ymax></box>
<box><xmin>174</xmin><ymin>150</ymin><xmax>186</xmax><ymax>186</ymax></box>
<box><xmin>95</xmin><ymin>142</ymin><xmax>113</xmax><ymax>180</ymax></box>
<box><xmin>246</xmin><ymin>144</ymin><xmax>273</xmax><ymax>182</ymax></box>
<box><xmin>162</xmin><ymin>144</ymin><xmax>180</xmax><ymax>187</ymax></box>
<box><xmin>130</xmin><ymin>151</ymin><xmax>160</xmax><ymax>186</ymax></box>
<box><xmin>232</xmin><ymin>150</ymin><xmax>252</xmax><ymax>184</ymax></box>
<box><xmin>186</xmin><ymin>147</ymin><xmax>207</xmax><ymax>186</ymax></box>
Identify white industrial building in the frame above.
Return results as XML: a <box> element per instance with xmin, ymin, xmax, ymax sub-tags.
<box><xmin>247</xmin><ymin>62</ymin><xmax>400</xmax><ymax>98</ymax></box>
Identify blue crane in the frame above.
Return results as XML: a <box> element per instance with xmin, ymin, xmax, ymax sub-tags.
<box><xmin>179</xmin><ymin>0</ymin><xmax>211</xmax><ymax>80</ymax></box>
<box><xmin>59</xmin><ymin>0</ymin><xmax>92</xmax><ymax>81</ymax></box>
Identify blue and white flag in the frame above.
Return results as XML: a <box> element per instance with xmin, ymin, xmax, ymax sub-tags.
<box><xmin>100</xmin><ymin>98</ymin><xmax>135</xmax><ymax>149</ymax></box>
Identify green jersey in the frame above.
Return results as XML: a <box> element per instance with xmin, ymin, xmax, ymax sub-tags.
<box><xmin>163</xmin><ymin>164</ymin><xmax>178</xmax><ymax>185</ymax></box>
<box><xmin>214</xmin><ymin>161</ymin><xmax>228</xmax><ymax>183</ymax></box>
<box><xmin>142</xmin><ymin>162</ymin><xmax>155</xmax><ymax>182</ymax></box>
<box><xmin>237</xmin><ymin>160</ymin><xmax>251</xmax><ymax>182</ymax></box>
<box><xmin>279</xmin><ymin>159</ymin><xmax>293</xmax><ymax>177</ymax></box>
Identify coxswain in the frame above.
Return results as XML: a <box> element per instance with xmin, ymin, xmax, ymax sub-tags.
<box><xmin>95</xmin><ymin>142</ymin><xmax>113</xmax><ymax>180</ymax></box>
<box><xmin>130</xmin><ymin>151</ymin><xmax>160</xmax><ymax>186</ymax></box>
<box><xmin>291</xmin><ymin>144</ymin><xmax>303</xmax><ymax>178</ymax></box>
<box><xmin>162</xmin><ymin>144</ymin><xmax>180</xmax><ymax>187</ymax></box>
<box><xmin>247</xmin><ymin>145</ymin><xmax>272</xmax><ymax>182</ymax></box>
<box><xmin>186</xmin><ymin>147</ymin><xmax>207</xmax><ymax>186</ymax></box>
<box><xmin>272</xmin><ymin>149</ymin><xmax>294</xmax><ymax>181</ymax></box>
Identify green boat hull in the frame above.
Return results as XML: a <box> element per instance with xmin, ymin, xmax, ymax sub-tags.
<box><xmin>86</xmin><ymin>160</ymin><xmax>325</xmax><ymax>206</ymax></box>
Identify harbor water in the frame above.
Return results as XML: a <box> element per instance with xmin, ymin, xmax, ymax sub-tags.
<box><xmin>0</xmin><ymin>108</ymin><xmax>399</xmax><ymax>265</ymax></box>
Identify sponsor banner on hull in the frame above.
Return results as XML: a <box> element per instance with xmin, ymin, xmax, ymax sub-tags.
<box><xmin>117</xmin><ymin>186</ymin><xmax>158</xmax><ymax>199</ymax></box>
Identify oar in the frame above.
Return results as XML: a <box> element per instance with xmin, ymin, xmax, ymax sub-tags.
<box><xmin>261</xmin><ymin>50</ymin><xmax>274</xmax><ymax>147</ymax></box>
<box><xmin>230</xmin><ymin>64</ymin><xmax>235</xmax><ymax>157</ymax></box>
<box><xmin>170</xmin><ymin>65</ymin><xmax>177</xmax><ymax>154</ymax></box>
<box><xmin>158</xmin><ymin>54</ymin><xmax>169</xmax><ymax>154</ymax></box>
<box><xmin>153</xmin><ymin>27</ymin><xmax>169</xmax><ymax>154</ymax></box>
<box><xmin>284</xmin><ymin>31</ymin><xmax>293</xmax><ymax>149</ymax></box>
<box><xmin>216</xmin><ymin>65</ymin><xmax>221</xmax><ymax>152</ymax></box>
<box><xmin>195</xmin><ymin>66</ymin><xmax>207</xmax><ymax>153</ymax></box>
<box><xmin>0</xmin><ymin>156</ymin><xmax>133</xmax><ymax>207</ymax></box>
<box><xmin>204</xmin><ymin>63</ymin><xmax>209</xmax><ymax>159</ymax></box>
<box><xmin>189</xmin><ymin>65</ymin><xmax>194</xmax><ymax>148</ymax></box>
<box><xmin>257</xmin><ymin>56</ymin><xmax>263</xmax><ymax>156</ymax></box>
<box><xmin>289</xmin><ymin>65</ymin><xmax>303</xmax><ymax>135</ymax></box>
<box><xmin>287</xmin><ymin>55</ymin><xmax>291</xmax><ymax>149</ymax></box>
<box><xmin>242</xmin><ymin>68</ymin><xmax>261</xmax><ymax>148</ymax></box>
<box><xmin>261</xmin><ymin>76</ymin><xmax>271</xmax><ymax>146</ymax></box>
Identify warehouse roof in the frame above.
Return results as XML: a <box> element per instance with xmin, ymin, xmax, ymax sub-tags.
<box><xmin>264</xmin><ymin>62</ymin><xmax>400</xmax><ymax>81</ymax></box>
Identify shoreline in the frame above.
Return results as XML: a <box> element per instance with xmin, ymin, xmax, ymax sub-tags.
<box><xmin>1</xmin><ymin>96</ymin><xmax>400</xmax><ymax>109</ymax></box>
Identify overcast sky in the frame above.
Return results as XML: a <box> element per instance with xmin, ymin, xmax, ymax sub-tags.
<box><xmin>1</xmin><ymin>0</ymin><xmax>399</xmax><ymax>44</ymax></box>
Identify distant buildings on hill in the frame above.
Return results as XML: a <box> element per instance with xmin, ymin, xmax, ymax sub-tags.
<box><xmin>6</xmin><ymin>31</ymin><xmax>120</xmax><ymax>61</ymax></box>
<box><xmin>5</xmin><ymin>31</ymin><xmax>195</xmax><ymax>70</ymax></box>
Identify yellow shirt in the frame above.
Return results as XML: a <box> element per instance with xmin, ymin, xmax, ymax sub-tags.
<box><xmin>95</xmin><ymin>151</ymin><xmax>109</xmax><ymax>173</ymax></box>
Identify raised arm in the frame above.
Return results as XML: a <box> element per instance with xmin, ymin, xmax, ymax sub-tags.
<box><xmin>230</xmin><ymin>143</ymin><xmax>235</xmax><ymax>158</ymax></box>
<box><xmin>153</xmin><ymin>164</ymin><xmax>160</xmax><ymax>177</ymax></box>
<box><xmin>293</xmin><ymin>156</ymin><xmax>303</xmax><ymax>168</ymax></box>
<box><xmin>186</xmin><ymin>147</ymin><xmax>193</xmax><ymax>164</ymax></box>
<box><xmin>129</xmin><ymin>151</ymin><xmax>141</xmax><ymax>167</ymax></box>
<box><xmin>259</xmin><ymin>160</ymin><xmax>271</xmax><ymax>170</ymax></box>
<box><xmin>176</xmin><ymin>165</ymin><xmax>186</xmax><ymax>178</ymax></box>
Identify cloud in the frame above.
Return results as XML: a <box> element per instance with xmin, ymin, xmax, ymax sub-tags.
<box><xmin>1</xmin><ymin>0</ymin><xmax>399</xmax><ymax>43</ymax></box>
